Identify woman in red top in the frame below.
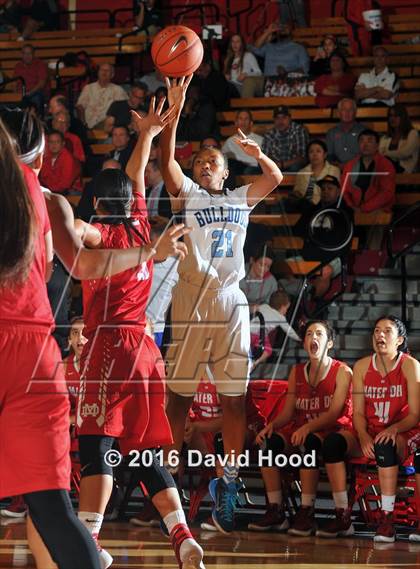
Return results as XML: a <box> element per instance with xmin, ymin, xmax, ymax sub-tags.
<box><xmin>318</xmin><ymin>316</ymin><xmax>420</xmax><ymax>542</ymax></box>
<box><xmin>74</xmin><ymin>100</ymin><xmax>205</xmax><ymax>569</ymax></box>
<box><xmin>314</xmin><ymin>51</ymin><xmax>356</xmax><ymax>108</ymax></box>
<box><xmin>0</xmin><ymin>119</ymin><xmax>101</xmax><ymax>568</ymax></box>
<box><xmin>256</xmin><ymin>320</ymin><xmax>352</xmax><ymax>534</ymax></box>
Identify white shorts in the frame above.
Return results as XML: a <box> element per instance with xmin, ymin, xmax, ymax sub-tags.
<box><xmin>166</xmin><ymin>279</ymin><xmax>250</xmax><ymax>397</ymax></box>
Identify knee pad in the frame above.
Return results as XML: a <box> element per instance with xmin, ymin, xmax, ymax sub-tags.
<box><xmin>301</xmin><ymin>433</ymin><xmax>322</xmax><ymax>468</ymax></box>
<box><xmin>374</xmin><ymin>440</ymin><xmax>398</xmax><ymax>468</ymax></box>
<box><xmin>266</xmin><ymin>433</ymin><xmax>286</xmax><ymax>456</ymax></box>
<box><xmin>78</xmin><ymin>435</ymin><xmax>115</xmax><ymax>477</ymax></box>
<box><xmin>414</xmin><ymin>448</ymin><xmax>420</xmax><ymax>474</ymax></box>
<box><xmin>136</xmin><ymin>449</ymin><xmax>176</xmax><ymax>499</ymax></box>
<box><xmin>214</xmin><ymin>432</ymin><xmax>224</xmax><ymax>457</ymax></box>
<box><xmin>322</xmin><ymin>432</ymin><xmax>348</xmax><ymax>464</ymax></box>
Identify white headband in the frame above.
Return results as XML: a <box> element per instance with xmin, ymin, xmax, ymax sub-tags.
<box><xmin>19</xmin><ymin>134</ymin><xmax>45</xmax><ymax>165</ymax></box>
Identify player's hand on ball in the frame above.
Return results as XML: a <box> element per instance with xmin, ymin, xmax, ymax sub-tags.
<box><xmin>256</xmin><ymin>422</ymin><xmax>274</xmax><ymax>445</ymax></box>
<box><xmin>165</xmin><ymin>75</ymin><xmax>194</xmax><ymax>112</ymax></box>
<box><xmin>234</xmin><ymin>129</ymin><xmax>263</xmax><ymax>159</ymax></box>
<box><xmin>154</xmin><ymin>223</ymin><xmax>191</xmax><ymax>262</ymax></box>
<box><xmin>130</xmin><ymin>96</ymin><xmax>176</xmax><ymax>137</ymax></box>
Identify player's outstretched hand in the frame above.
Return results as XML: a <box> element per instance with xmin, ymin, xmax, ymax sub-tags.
<box><xmin>256</xmin><ymin>422</ymin><xmax>274</xmax><ymax>446</ymax></box>
<box><xmin>131</xmin><ymin>96</ymin><xmax>177</xmax><ymax>137</ymax></box>
<box><xmin>154</xmin><ymin>223</ymin><xmax>191</xmax><ymax>262</ymax></box>
<box><xmin>234</xmin><ymin>128</ymin><xmax>263</xmax><ymax>159</ymax></box>
<box><xmin>165</xmin><ymin>75</ymin><xmax>194</xmax><ymax>112</ymax></box>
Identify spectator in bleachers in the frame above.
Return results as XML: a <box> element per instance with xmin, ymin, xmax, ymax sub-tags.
<box><xmin>355</xmin><ymin>46</ymin><xmax>399</xmax><ymax>107</ymax></box>
<box><xmin>200</xmin><ymin>137</ymin><xmax>221</xmax><ymax>149</ymax></box>
<box><xmin>310</xmin><ymin>34</ymin><xmax>338</xmax><ymax>76</ymax></box>
<box><xmin>288</xmin><ymin>139</ymin><xmax>340</xmax><ymax>212</ymax></box>
<box><xmin>326</xmin><ymin>98</ymin><xmax>365</xmax><ymax>169</ymax></box>
<box><xmin>285</xmin><ymin>175</ymin><xmax>354</xmax><ymax>298</ymax></box>
<box><xmin>0</xmin><ymin>0</ymin><xmax>20</xmax><ymax>33</ymax></box>
<box><xmin>262</xmin><ymin>105</ymin><xmax>309</xmax><ymax>172</ymax></box>
<box><xmin>222</xmin><ymin>110</ymin><xmax>263</xmax><ymax>175</ymax></box>
<box><xmin>39</xmin><ymin>130</ymin><xmax>81</xmax><ymax>194</ymax></box>
<box><xmin>137</xmin><ymin>69</ymin><xmax>165</xmax><ymax>94</ymax></box>
<box><xmin>52</xmin><ymin>110</ymin><xmax>86</xmax><ymax>166</ymax></box>
<box><xmin>195</xmin><ymin>57</ymin><xmax>231</xmax><ymax>110</ymax></box>
<box><xmin>250</xmin><ymin>290</ymin><xmax>300</xmax><ymax>373</ymax></box>
<box><xmin>277</xmin><ymin>0</ymin><xmax>307</xmax><ymax>27</ymax></box>
<box><xmin>104</xmin><ymin>83</ymin><xmax>148</xmax><ymax>135</ymax></box>
<box><xmin>14</xmin><ymin>44</ymin><xmax>49</xmax><ymax>115</ymax></box>
<box><xmin>176</xmin><ymin>83</ymin><xmax>219</xmax><ymax>142</ymax></box>
<box><xmin>223</xmin><ymin>33</ymin><xmax>263</xmax><ymax>98</ymax></box>
<box><xmin>264</xmin><ymin>65</ymin><xmax>315</xmax><ymax>98</ymax></box>
<box><xmin>240</xmin><ymin>243</ymin><xmax>278</xmax><ymax>311</ymax></box>
<box><xmin>249</xmin><ymin>22</ymin><xmax>310</xmax><ymax>77</ymax></box>
<box><xmin>18</xmin><ymin>0</ymin><xmax>58</xmax><ymax>41</ymax></box>
<box><xmin>48</xmin><ymin>94</ymin><xmax>89</xmax><ymax>151</ymax></box>
<box><xmin>379</xmin><ymin>104</ymin><xmax>419</xmax><ymax>173</ymax></box>
<box><xmin>104</xmin><ymin>125</ymin><xmax>135</xmax><ymax>170</ymax></box>
<box><xmin>76</xmin><ymin>63</ymin><xmax>128</xmax><ymax>129</ymax></box>
<box><xmin>134</xmin><ymin>0</ymin><xmax>163</xmax><ymax>36</ymax></box>
<box><xmin>314</xmin><ymin>51</ymin><xmax>356</xmax><ymax>109</ymax></box>
<box><xmin>75</xmin><ymin>159</ymin><xmax>121</xmax><ymax>222</ymax></box>
<box><xmin>342</xmin><ymin>129</ymin><xmax>396</xmax><ymax>214</ymax></box>
<box><xmin>145</xmin><ymin>159</ymin><xmax>172</xmax><ymax>220</ymax></box>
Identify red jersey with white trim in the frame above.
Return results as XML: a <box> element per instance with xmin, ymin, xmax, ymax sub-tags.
<box><xmin>192</xmin><ymin>379</ymin><xmax>221</xmax><ymax>419</ymax></box>
<box><xmin>294</xmin><ymin>358</ymin><xmax>352</xmax><ymax>428</ymax></box>
<box><xmin>64</xmin><ymin>353</ymin><xmax>80</xmax><ymax>408</ymax></box>
<box><xmin>82</xmin><ymin>191</ymin><xmax>152</xmax><ymax>331</ymax></box>
<box><xmin>0</xmin><ymin>163</ymin><xmax>53</xmax><ymax>327</ymax></box>
<box><xmin>364</xmin><ymin>352</ymin><xmax>410</xmax><ymax>429</ymax></box>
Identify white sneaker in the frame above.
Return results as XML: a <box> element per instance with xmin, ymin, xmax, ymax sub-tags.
<box><xmin>98</xmin><ymin>548</ymin><xmax>113</xmax><ymax>569</ymax></box>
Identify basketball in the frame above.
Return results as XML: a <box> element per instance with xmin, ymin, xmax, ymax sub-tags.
<box><xmin>151</xmin><ymin>25</ymin><xmax>204</xmax><ymax>77</ymax></box>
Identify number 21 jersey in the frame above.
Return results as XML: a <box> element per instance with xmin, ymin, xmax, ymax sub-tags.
<box><xmin>173</xmin><ymin>176</ymin><xmax>252</xmax><ymax>290</ymax></box>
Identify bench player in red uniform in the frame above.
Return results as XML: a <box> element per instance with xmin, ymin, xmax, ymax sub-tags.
<box><xmin>318</xmin><ymin>316</ymin><xmax>420</xmax><ymax>541</ymax></box>
<box><xmin>256</xmin><ymin>320</ymin><xmax>352</xmax><ymax>535</ymax></box>
<box><xmin>74</xmin><ymin>99</ymin><xmax>206</xmax><ymax>569</ymax></box>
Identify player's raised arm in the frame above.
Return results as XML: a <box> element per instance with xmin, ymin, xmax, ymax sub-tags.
<box><xmin>159</xmin><ymin>75</ymin><xmax>193</xmax><ymax>197</ymax></box>
<box><xmin>126</xmin><ymin>96</ymin><xmax>176</xmax><ymax>196</ymax></box>
<box><xmin>234</xmin><ymin>129</ymin><xmax>283</xmax><ymax>207</ymax></box>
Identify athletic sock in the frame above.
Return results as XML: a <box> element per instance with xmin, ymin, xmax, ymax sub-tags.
<box><xmin>381</xmin><ymin>495</ymin><xmax>396</xmax><ymax>513</ymax></box>
<box><xmin>301</xmin><ymin>494</ymin><xmax>316</xmax><ymax>508</ymax></box>
<box><xmin>78</xmin><ymin>511</ymin><xmax>104</xmax><ymax>537</ymax></box>
<box><xmin>166</xmin><ymin>512</ymin><xmax>202</xmax><ymax>563</ymax></box>
<box><xmin>163</xmin><ymin>509</ymin><xmax>186</xmax><ymax>534</ymax></box>
<box><xmin>333</xmin><ymin>491</ymin><xmax>349</xmax><ymax>510</ymax></box>
<box><xmin>222</xmin><ymin>462</ymin><xmax>239</xmax><ymax>485</ymax></box>
<box><xmin>267</xmin><ymin>490</ymin><xmax>283</xmax><ymax>506</ymax></box>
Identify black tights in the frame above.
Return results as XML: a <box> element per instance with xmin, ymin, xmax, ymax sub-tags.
<box><xmin>24</xmin><ymin>489</ymin><xmax>100</xmax><ymax>569</ymax></box>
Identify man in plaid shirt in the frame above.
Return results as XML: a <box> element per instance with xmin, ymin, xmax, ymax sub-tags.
<box><xmin>262</xmin><ymin>105</ymin><xmax>309</xmax><ymax>172</ymax></box>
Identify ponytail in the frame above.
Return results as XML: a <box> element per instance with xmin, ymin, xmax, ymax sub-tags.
<box><xmin>0</xmin><ymin>118</ymin><xmax>36</xmax><ymax>286</ymax></box>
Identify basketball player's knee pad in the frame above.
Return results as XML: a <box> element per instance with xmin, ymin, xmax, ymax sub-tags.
<box><xmin>322</xmin><ymin>432</ymin><xmax>348</xmax><ymax>464</ymax></box>
<box><xmin>266</xmin><ymin>433</ymin><xmax>285</xmax><ymax>456</ymax></box>
<box><xmin>302</xmin><ymin>433</ymin><xmax>322</xmax><ymax>468</ymax></box>
<box><xmin>78</xmin><ymin>435</ymin><xmax>115</xmax><ymax>477</ymax></box>
<box><xmin>414</xmin><ymin>448</ymin><xmax>420</xmax><ymax>474</ymax></box>
<box><xmin>374</xmin><ymin>440</ymin><xmax>398</xmax><ymax>467</ymax></box>
<box><xmin>214</xmin><ymin>432</ymin><xmax>224</xmax><ymax>457</ymax></box>
<box><xmin>136</xmin><ymin>449</ymin><xmax>176</xmax><ymax>498</ymax></box>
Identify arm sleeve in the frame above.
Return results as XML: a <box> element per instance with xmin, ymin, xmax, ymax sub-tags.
<box><xmin>169</xmin><ymin>175</ymin><xmax>197</xmax><ymax>213</ymax></box>
<box><xmin>355</xmin><ymin>72</ymin><xmax>369</xmax><ymax>88</ymax></box>
<box><xmin>77</xmin><ymin>84</ymin><xmax>90</xmax><ymax>108</ymax></box>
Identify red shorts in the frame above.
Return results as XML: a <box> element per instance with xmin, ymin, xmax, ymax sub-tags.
<box><xmin>77</xmin><ymin>327</ymin><xmax>173</xmax><ymax>455</ymax></box>
<box><xmin>345</xmin><ymin>425</ymin><xmax>420</xmax><ymax>461</ymax></box>
<box><xmin>0</xmin><ymin>326</ymin><xmax>71</xmax><ymax>498</ymax></box>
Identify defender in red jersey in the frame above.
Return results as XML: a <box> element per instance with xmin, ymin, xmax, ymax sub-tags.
<box><xmin>319</xmin><ymin>316</ymin><xmax>420</xmax><ymax>542</ymax></box>
<box><xmin>0</xmin><ymin>118</ymin><xmax>101</xmax><ymax>569</ymax></box>
<box><xmin>74</xmin><ymin>99</ymin><xmax>206</xmax><ymax>569</ymax></box>
<box><xmin>256</xmin><ymin>320</ymin><xmax>352</xmax><ymax>535</ymax></box>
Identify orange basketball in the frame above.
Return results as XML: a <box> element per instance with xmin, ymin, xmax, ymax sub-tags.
<box><xmin>151</xmin><ymin>25</ymin><xmax>204</xmax><ymax>77</ymax></box>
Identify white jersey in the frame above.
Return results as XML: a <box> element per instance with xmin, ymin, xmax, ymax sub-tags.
<box><xmin>172</xmin><ymin>176</ymin><xmax>252</xmax><ymax>290</ymax></box>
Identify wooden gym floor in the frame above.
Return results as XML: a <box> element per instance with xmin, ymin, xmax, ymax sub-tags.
<box><xmin>2</xmin><ymin>520</ymin><xmax>420</xmax><ymax>569</ymax></box>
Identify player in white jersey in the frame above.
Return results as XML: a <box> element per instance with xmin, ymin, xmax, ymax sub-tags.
<box><xmin>160</xmin><ymin>75</ymin><xmax>283</xmax><ymax>533</ymax></box>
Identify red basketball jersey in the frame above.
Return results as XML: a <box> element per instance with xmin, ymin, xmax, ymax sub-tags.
<box><xmin>192</xmin><ymin>380</ymin><xmax>221</xmax><ymax>420</ymax></box>
<box><xmin>294</xmin><ymin>359</ymin><xmax>352</xmax><ymax>428</ymax></box>
<box><xmin>64</xmin><ymin>353</ymin><xmax>80</xmax><ymax>408</ymax></box>
<box><xmin>82</xmin><ymin>191</ymin><xmax>153</xmax><ymax>331</ymax></box>
<box><xmin>0</xmin><ymin>163</ymin><xmax>53</xmax><ymax>327</ymax></box>
<box><xmin>364</xmin><ymin>352</ymin><xmax>410</xmax><ymax>429</ymax></box>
